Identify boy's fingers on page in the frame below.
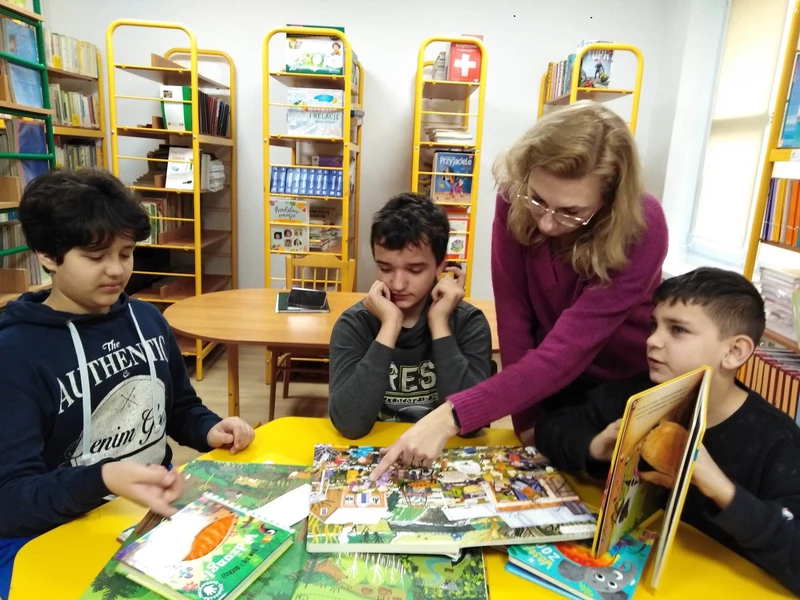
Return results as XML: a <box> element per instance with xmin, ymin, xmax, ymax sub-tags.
<box><xmin>371</xmin><ymin>446</ymin><xmax>401</xmax><ymax>481</ymax></box>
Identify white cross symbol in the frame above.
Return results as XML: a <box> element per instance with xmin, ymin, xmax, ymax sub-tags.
<box><xmin>453</xmin><ymin>53</ymin><xmax>477</xmax><ymax>77</ymax></box>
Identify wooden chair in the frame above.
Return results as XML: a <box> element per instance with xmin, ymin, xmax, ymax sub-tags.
<box><xmin>266</xmin><ymin>255</ymin><xmax>355</xmax><ymax>421</ymax></box>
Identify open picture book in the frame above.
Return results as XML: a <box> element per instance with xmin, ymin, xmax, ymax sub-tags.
<box><xmin>592</xmin><ymin>366</ymin><xmax>711</xmax><ymax>588</ymax></box>
<box><xmin>307</xmin><ymin>444</ymin><xmax>598</xmax><ymax>558</ymax></box>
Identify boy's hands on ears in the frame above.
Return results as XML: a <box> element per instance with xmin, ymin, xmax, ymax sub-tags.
<box><xmin>101</xmin><ymin>461</ymin><xmax>184</xmax><ymax>517</ymax></box>
<box><xmin>588</xmin><ymin>418</ymin><xmax>622</xmax><ymax>462</ymax></box>
<box><xmin>428</xmin><ymin>267</ymin><xmax>466</xmax><ymax>339</ymax></box>
<box><xmin>207</xmin><ymin>417</ymin><xmax>255</xmax><ymax>454</ymax></box>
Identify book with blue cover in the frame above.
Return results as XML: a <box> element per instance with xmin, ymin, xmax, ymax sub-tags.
<box><xmin>508</xmin><ymin>526</ymin><xmax>657</xmax><ymax>600</ymax></box>
<box><xmin>433</xmin><ymin>152</ymin><xmax>474</xmax><ymax>203</ymax></box>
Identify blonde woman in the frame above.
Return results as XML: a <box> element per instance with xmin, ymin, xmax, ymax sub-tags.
<box><xmin>373</xmin><ymin>101</ymin><xmax>668</xmax><ymax>475</ymax></box>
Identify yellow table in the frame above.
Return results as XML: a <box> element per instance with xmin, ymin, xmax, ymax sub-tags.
<box><xmin>9</xmin><ymin>418</ymin><xmax>793</xmax><ymax>599</ymax></box>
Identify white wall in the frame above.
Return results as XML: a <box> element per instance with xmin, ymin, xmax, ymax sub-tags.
<box><xmin>42</xmin><ymin>0</ymin><xmax>696</xmax><ymax>298</ymax></box>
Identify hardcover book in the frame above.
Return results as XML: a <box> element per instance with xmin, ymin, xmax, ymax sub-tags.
<box><xmin>307</xmin><ymin>444</ymin><xmax>597</xmax><ymax>558</ymax></box>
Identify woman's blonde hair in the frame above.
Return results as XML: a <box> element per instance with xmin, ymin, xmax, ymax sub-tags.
<box><xmin>493</xmin><ymin>100</ymin><xmax>646</xmax><ymax>283</ymax></box>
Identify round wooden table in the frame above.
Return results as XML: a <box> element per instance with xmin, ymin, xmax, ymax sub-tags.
<box><xmin>164</xmin><ymin>288</ymin><xmax>498</xmax><ymax>418</ymax></box>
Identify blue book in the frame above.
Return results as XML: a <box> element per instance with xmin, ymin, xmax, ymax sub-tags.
<box><xmin>299</xmin><ymin>168</ymin><xmax>308</xmax><ymax>196</ymax></box>
<box><xmin>322</xmin><ymin>171</ymin><xmax>330</xmax><ymax>197</ymax></box>
<box><xmin>314</xmin><ymin>168</ymin><xmax>324</xmax><ymax>196</ymax></box>
<box><xmin>15</xmin><ymin>120</ymin><xmax>48</xmax><ymax>184</ymax></box>
<box><xmin>270</xmin><ymin>167</ymin><xmax>279</xmax><ymax>193</ymax></box>
<box><xmin>4</xmin><ymin>19</ymin><xmax>38</xmax><ymax>62</ymax></box>
<box><xmin>277</xmin><ymin>167</ymin><xmax>287</xmax><ymax>194</ymax></box>
<box><xmin>781</xmin><ymin>53</ymin><xmax>800</xmax><ymax>148</ymax></box>
<box><xmin>507</xmin><ymin>527</ymin><xmax>656</xmax><ymax>600</ymax></box>
<box><xmin>285</xmin><ymin>168</ymin><xmax>295</xmax><ymax>195</ymax></box>
<box><xmin>433</xmin><ymin>152</ymin><xmax>474</xmax><ymax>202</ymax></box>
<box><xmin>290</xmin><ymin>167</ymin><xmax>301</xmax><ymax>195</ymax></box>
<box><xmin>8</xmin><ymin>64</ymin><xmax>43</xmax><ymax>108</ymax></box>
<box><xmin>335</xmin><ymin>170</ymin><xmax>343</xmax><ymax>197</ymax></box>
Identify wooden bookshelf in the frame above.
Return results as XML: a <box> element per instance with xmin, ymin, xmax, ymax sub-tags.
<box><xmin>544</xmin><ymin>87</ymin><xmax>635</xmax><ymax>107</ymax></box>
<box><xmin>269</xmin><ymin>71</ymin><xmax>349</xmax><ymax>91</ymax></box>
<box><xmin>763</xmin><ymin>328</ymin><xmax>800</xmax><ymax>353</ymax></box>
<box><xmin>0</xmin><ymin>0</ymin><xmax>43</xmax><ymax>22</ymax></box>
<box><xmin>107</xmin><ymin>21</ymin><xmax>237</xmax><ymax>380</ymax></box>
<box><xmin>0</xmin><ymin>101</ymin><xmax>52</xmax><ymax>116</ymax></box>
<box><xmin>47</xmin><ymin>66</ymin><xmax>97</xmax><ymax>82</ymax></box>
<box><xmin>422</xmin><ymin>79</ymin><xmax>479</xmax><ymax>102</ymax></box>
<box><xmin>52</xmin><ymin>126</ymin><xmax>103</xmax><ymax>139</ymax></box>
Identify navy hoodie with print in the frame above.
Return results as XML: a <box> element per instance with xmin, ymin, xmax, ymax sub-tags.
<box><xmin>0</xmin><ymin>291</ymin><xmax>221</xmax><ymax>538</ymax></box>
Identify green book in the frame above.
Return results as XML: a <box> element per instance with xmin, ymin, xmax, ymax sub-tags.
<box><xmin>275</xmin><ymin>291</ymin><xmax>330</xmax><ymax>313</ymax></box>
<box><xmin>115</xmin><ymin>493</ymin><xmax>293</xmax><ymax>600</ymax></box>
<box><xmin>160</xmin><ymin>85</ymin><xmax>192</xmax><ymax>132</ymax></box>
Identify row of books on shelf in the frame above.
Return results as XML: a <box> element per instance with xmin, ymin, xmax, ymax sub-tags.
<box><xmin>0</xmin><ymin>208</ymin><xmax>16</xmax><ymax>223</ymax></box>
<box><xmin>159</xmin><ymin>86</ymin><xmax>231</xmax><ymax>138</ymax></box>
<box><xmin>269</xmin><ymin>165</ymin><xmax>345</xmax><ymax>198</ymax></box>
<box><xmin>268</xmin><ymin>199</ymin><xmax>341</xmax><ymax>253</ymax></box>
<box><xmin>0</xmin><ymin>224</ymin><xmax>48</xmax><ymax>284</ymax></box>
<box><xmin>739</xmin><ymin>347</ymin><xmax>800</xmax><ymax>422</ymax></box>
<box><xmin>43</xmin><ymin>27</ymin><xmax>99</xmax><ymax>77</ymax></box>
<box><xmin>48</xmin><ymin>84</ymin><xmax>100</xmax><ymax>129</ymax></box>
<box><xmin>544</xmin><ymin>40</ymin><xmax>614</xmax><ymax>101</ymax></box>
<box><xmin>82</xmin><ymin>368</ymin><xmax>712</xmax><ymax>599</ymax></box>
<box><xmin>136</xmin><ymin>188</ymin><xmax>193</xmax><ymax>246</ymax></box>
<box><xmin>54</xmin><ymin>138</ymin><xmax>100</xmax><ymax>171</ymax></box>
<box><xmin>763</xmin><ymin>177</ymin><xmax>800</xmax><ymax>246</ymax></box>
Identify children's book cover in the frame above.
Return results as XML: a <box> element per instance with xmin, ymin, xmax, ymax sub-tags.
<box><xmin>287</xmin><ymin>87</ymin><xmax>344</xmax><ymax>137</ymax></box>
<box><xmin>508</xmin><ymin>526</ymin><xmax>657</xmax><ymax>600</ymax></box>
<box><xmin>578</xmin><ymin>41</ymin><xmax>613</xmax><ymax>88</ymax></box>
<box><xmin>433</xmin><ymin>152</ymin><xmax>474</xmax><ymax>203</ymax></box>
<box><xmin>307</xmin><ymin>445</ymin><xmax>597</xmax><ymax>558</ymax></box>
<box><xmin>270</xmin><ymin>200</ymin><xmax>309</xmax><ymax>252</ymax></box>
<box><xmin>115</xmin><ymin>494</ymin><xmax>294</xmax><ymax>600</ymax></box>
<box><xmin>592</xmin><ymin>366</ymin><xmax>710</xmax><ymax>588</ymax></box>
<box><xmin>80</xmin><ymin>461</ymin><xmax>312</xmax><ymax>600</ymax></box>
<box><xmin>447</xmin><ymin>213</ymin><xmax>470</xmax><ymax>260</ymax></box>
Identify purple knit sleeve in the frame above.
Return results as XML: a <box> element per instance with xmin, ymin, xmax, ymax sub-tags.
<box><xmin>449</xmin><ymin>196</ymin><xmax>668</xmax><ymax>432</ymax></box>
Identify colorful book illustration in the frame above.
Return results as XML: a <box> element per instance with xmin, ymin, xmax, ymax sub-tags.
<box><xmin>307</xmin><ymin>445</ymin><xmax>597</xmax><ymax>558</ymax></box>
<box><xmin>81</xmin><ymin>460</ymin><xmax>488</xmax><ymax>600</ymax></box>
<box><xmin>780</xmin><ymin>52</ymin><xmax>800</xmax><ymax>148</ymax></box>
<box><xmin>508</xmin><ymin>526</ymin><xmax>657</xmax><ymax>600</ymax></box>
<box><xmin>287</xmin><ymin>87</ymin><xmax>344</xmax><ymax>137</ymax></box>
<box><xmin>593</xmin><ymin>366</ymin><xmax>711</xmax><ymax>588</ymax></box>
<box><xmin>578</xmin><ymin>40</ymin><xmax>613</xmax><ymax>88</ymax></box>
<box><xmin>269</xmin><ymin>199</ymin><xmax>309</xmax><ymax>252</ymax></box>
<box><xmin>433</xmin><ymin>152</ymin><xmax>474</xmax><ymax>203</ymax></box>
<box><xmin>115</xmin><ymin>493</ymin><xmax>294</xmax><ymax>600</ymax></box>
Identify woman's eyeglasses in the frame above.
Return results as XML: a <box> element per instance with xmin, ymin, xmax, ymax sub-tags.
<box><xmin>514</xmin><ymin>191</ymin><xmax>599</xmax><ymax>229</ymax></box>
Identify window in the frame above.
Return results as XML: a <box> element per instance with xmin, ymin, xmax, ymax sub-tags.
<box><xmin>689</xmin><ymin>0</ymin><xmax>789</xmax><ymax>265</ymax></box>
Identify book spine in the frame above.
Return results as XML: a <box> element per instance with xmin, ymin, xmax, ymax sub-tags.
<box><xmin>278</xmin><ymin>167</ymin><xmax>287</xmax><ymax>194</ymax></box>
<box><xmin>291</xmin><ymin>168</ymin><xmax>301</xmax><ymax>195</ymax></box>
<box><xmin>299</xmin><ymin>168</ymin><xmax>308</xmax><ymax>196</ymax></box>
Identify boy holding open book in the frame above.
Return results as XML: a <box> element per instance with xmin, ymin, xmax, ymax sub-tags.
<box><xmin>535</xmin><ymin>268</ymin><xmax>800</xmax><ymax>595</ymax></box>
<box><xmin>0</xmin><ymin>170</ymin><xmax>254</xmax><ymax>598</ymax></box>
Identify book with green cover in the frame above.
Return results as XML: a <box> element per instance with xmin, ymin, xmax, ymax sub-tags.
<box><xmin>160</xmin><ymin>85</ymin><xmax>193</xmax><ymax>132</ymax></box>
<box><xmin>115</xmin><ymin>493</ymin><xmax>293</xmax><ymax>600</ymax></box>
<box><xmin>80</xmin><ymin>460</ymin><xmax>489</xmax><ymax>600</ymax></box>
<box><xmin>307</xmin><ymin>445</ymin><xmax>597</xmax><ymax>559</ymax></box>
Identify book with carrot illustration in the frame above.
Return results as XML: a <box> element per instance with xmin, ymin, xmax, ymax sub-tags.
<box><xmin>114</xmin><ymin>493</ymin><xmax>293</xmax><ymax>600</ymax></box>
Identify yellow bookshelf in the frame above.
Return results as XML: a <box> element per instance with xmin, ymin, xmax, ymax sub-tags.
<box><xmin>106</xmin><ymin>20</ymin><xmax>237</xmax><ymax>380</ymax></box>
<box><xmin>538</xmin><ymin>43</ymin><xmax>644</xmax><ymax>134</ymax></box>
<box><xmin>262</xmin><ymin>26</ymin><xmax>364</xmax><ymax>289</ymax></box>
<box><xmin>410</xmin><ymin>36</ymin><xmax>487</xmax><ymax>296</ymax></box>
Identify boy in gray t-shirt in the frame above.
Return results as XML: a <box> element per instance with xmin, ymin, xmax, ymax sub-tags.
<box><xmin>329</xmin><ymin>193</ymin><xmax>492</xmax><ymax>439</ymax></box>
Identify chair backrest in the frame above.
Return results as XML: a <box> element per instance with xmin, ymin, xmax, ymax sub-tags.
<box><xmin>285</xmin><ymin>255</ymin><xmax>355</xmax><ymax>292</ymax></box>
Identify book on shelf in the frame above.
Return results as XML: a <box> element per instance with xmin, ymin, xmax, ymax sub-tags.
<box><xmin>165</xmin><ymin>146</ymin><xmax>194</xmax><ymax>190</ymax></box>
<box><xmin>49</xmin><ymin>83</ymin><xmax>100</xmax><ymax>129</ymax></box>
<box><xmin>446</xmin><ymin>34</ymin><xmax>483</xmax><ymax>83</ymax></box>
<box><xmin>309</xmin><ymin>204</ymin><xmax>340</xmax><ymax>252</ymax></box>
<box><xmin>287</xmin><ymin>87</ymin><xmax>344</xmax><ymax>137</ymax></box>
<box><xmin>426</xmin><ymin>127</ymin><xmax>475</xmax><ymax>144</ymax></box>
<box><xmin>307</xmin><ymin>444</ymin><xmax>598</xmax><ymax>559</ymax></box>
<box><xmin>55</xmin><ymin>137</ymin><xmax>99</xmax><ymax>170</ymax></box>
<box><xmin>43</xmin><ymin>28</ymin><xmax>98</xmax><ymax>77</ymax></box>
<box><xmin>269</xmin><ymin>199</ymin><xmax>309</xmax><ymax>252</ymax></box>
<box><xmin>447</xmin><ymin>211</ymin><xmax>469</xmax><ymax>260</ymax></box>
<box><xmin>311</xmin><ymin>154</ymin><xmax>343</xmax><ymax>168</ymax></box>
<box><xmin>507</xmin><ymin>524</ymin><xmax>657</xmax><ymax>600</ymax></box>
<box><xmin>740</xmin><ymin>345</ymin><xmax>800</xmax><ymax>422</ymax></box>
<box><xmin>0</xmin><ymin>15</ymin><xmax>43</xmax><ymax>108</ymax></box>
<box><xmin>433</xmin><ymin>151</ymin><xmax>474</xmax><ymax>203</ymax></box>
<box><xmin>159</xmin><ymin>85</ymin><xmax>231</xmax><ymax>137</ymax></box>
<box><xmin>0</xmin><ymin>223</ymin><xmax>49</xmax><ymax>287</ymax></box>
<box><xmin>593</xmin><ymin>366</ymin><xmax>710</xmax><ymax>589</ymax></box>
<box><xmin>285</xmin><ymin>24</ymin><xmax>360</xmax><ymax>89</ymax></box>
<box><xmin>0</xmin><ymin>117</ymin><xmax>49</xmax><ymax>186</ymax></box>
<box><xmin>763</xmin><ymin>178</ymin><xmax>800</xmax><ymax>246</ymax></box>
<box><xmin>780</xmin><ymin>52</ymin><xmax>800</xmax><ymax>148</ymax></box>
<box><xmin>578</xmin><ymin>40</ymin><xmax>613</xmax><ymax>89</ymax></box>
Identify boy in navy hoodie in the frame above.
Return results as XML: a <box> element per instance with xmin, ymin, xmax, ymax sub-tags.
<box><xmin>0</xmin><ymin>169</ymin><xmax>254</xmax><ymax>597</ymax></box>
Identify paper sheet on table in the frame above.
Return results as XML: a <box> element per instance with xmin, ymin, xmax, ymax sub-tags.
<box><xmin>500</xmin><ymin>505</ymin><xmax>597</xmax><ymax>529</ymax></box>
<box><xmin>443</xmin><ymin>503</ymin><xmax>498</xmax><ymax>521</ymax></box>
<box><xmin>251</xmin><ymin>483</ymin><xmax>311</xmax><ymax>530</ymax></box>
<box><xmin>322</xmin><ymin>507</ymin><xmax>391</xmax><ymax>525</ymax></box>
